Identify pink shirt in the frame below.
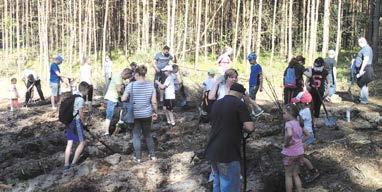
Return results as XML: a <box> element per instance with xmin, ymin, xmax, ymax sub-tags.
<box><xmin>281</xmin><ymin>120</ymin><xmax>304</xmax><ymax>156</ymax></box>
<box><xmin>217</xmin><ymin>54</ymin><xmax>232</xmax><ymax>74</ymax></box>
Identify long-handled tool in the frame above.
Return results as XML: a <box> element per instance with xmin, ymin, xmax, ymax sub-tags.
<box><xmin>314</xmin><ymin>87</ymin><xmax>337</xmax><ymax>128</ymax></box>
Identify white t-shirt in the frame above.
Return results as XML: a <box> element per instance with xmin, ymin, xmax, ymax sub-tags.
<box><xmin>103</xmin><ymin>59</ymin><xmax>113</xmax><ymax>78</ymax></box>
<box><xmin>164</xmin><ymin>74</ymin><xmax>176</xmax><ymax>100</ymax></box>
<box><xmin>80</xmin><ymin>64</ymin><xmax>92</xmax><ymax>85</ymax></box>
<box><xmin>23</xmin><ymin>69</ymin><xmax>39</xmax><ymax>81</ymax></box>
<box><xmin>203</xmin><ymin>77</ymin><xmax>216</xmax><ymax>92</ymax></box>
<box><xmin>217</xmin><ymin>83</ymin><xmax>228</xmax><ymax>100</ymax></box>
<box><xmin>299</xmin><ymin>108</ymin><xmax>313</xmax><ymax>133</ymax></box>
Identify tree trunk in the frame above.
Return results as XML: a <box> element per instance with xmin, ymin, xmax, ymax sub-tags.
<box><xmin>170</xmin><ymin>0</ymin><xmax>176</xmax><ymax>50</ymax></box>
<box><xmin>166</xmin><ymin>0</ymin><xmax>171</xmax><ymax>46</ymax></box>
<box><xmin>335</xmin><ymin>0</ymin><xmax>342</xmax><ymax>62</ymax></box>
<box><xmin>288</xmin><ymin>0</ymin><xmax>293</xmax><ymax>61</ymax></box>
<box><xmin>256</xmin><ymin>0</ymin><xmax>263</xmax><ymax>55</ymax></box>
<box><xmin>151</xmin><ymin>0</ymin><xmax>156</xmax><ymax>46</ymax></box>
<box><xmin>321</xmin><ymin>0</ymin><xmax>331</xmax><ymax>57</ymax></box>
<box><xmin>270</xmin><ymin>0</ymin><xmax>278</xmax><ymax>67</ymax></box>
<box><xmin>371</xmin><ymin>0</ymin><xmax>380</xmax><ymax>64</ymax></box>
<box><xmin>233</xmin><ymin>0</ymin><xmax>241</xmax><ymax>58</ymax></box>
<box><xmin>204</xmin><ymin>0</ymin><xmax>209</xmax><ymax>58</ymax></box>
<box><xmin>247</xmin><ymin>0</ymin><xmax>254</xmax><ymax>55</ymax></box>
<box><xmin>195</xmin><ymin>0</ymin><xmax>202</xmax><ymax>68</ymax></box>
<box><xmin>181</xmin><ymin>0</ymin><xmax>189</xmax><ymax>61</ymax></box>
<box><xmin>102</xmin><ymin>0</ymin><xmax>109</xmax><ymax>69</ymax></box>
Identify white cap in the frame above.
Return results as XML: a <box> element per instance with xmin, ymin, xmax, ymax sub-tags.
<box><xmin>161</xmin><ymin>65</ymin><xmax>173</xmax><ymax>72</ymax></box>
<box><xmin>328</xmin><ymin>50</ymin><xmax>336</xmax><ymax>58</ymax></box>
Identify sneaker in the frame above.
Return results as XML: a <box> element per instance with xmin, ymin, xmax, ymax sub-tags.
<box><xmin>149</xmin><ymin>155</ymin><xmax>157</xmax><ymax>161</ymax></box>
<box><xmin>104</xmin><ymin>132</ymin><xmax>110</xmax><ymax>136</ymax></box>
<box><xmin>170</xmin><ymin>122</ymin><xmax>176</xmax><ymax>126</ymax></box>
<box><xmin>132</xmin><ymin>156</ymin><xmax>141</xmax><ymax>163</ymax></box>
<box><xmin>64</xmin><ymin>165</ymin><xmax>71</xmax><ymax>171</ymax></box>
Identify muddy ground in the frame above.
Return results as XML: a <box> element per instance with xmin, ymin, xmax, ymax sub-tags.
<box><xmin>0</xmin><ymin>92</ymin><xmax>381</xmax><ymax>192</ymax></box>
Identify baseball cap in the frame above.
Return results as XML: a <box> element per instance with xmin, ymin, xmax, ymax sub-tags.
<box><xmin>247</xmin><ymin>52</ymin><xmax>257</xmax><ymax>61</ymax></box>
<box><xmin>208</xmin><ymin>68</ymin><xmax>216</xmax><ymax>75</ymax></box>
<box><xmin>161</xmin><ymin>65</ymin><xmax>173</xmax><ymax>72</ymax></box>
<box><xmin>55</xmin><ymin>55</ymin><xmax>64</xmax><ymax>62</ymax></box>
<box><xmin>230</xmin><ymin>83</ymin><xmax>246</xmax><ymax>94</ymax></box>
<box><xmin>291</xmin><ymin>91</ymin><xmax>312</xmax><ymax>103</ymax></box>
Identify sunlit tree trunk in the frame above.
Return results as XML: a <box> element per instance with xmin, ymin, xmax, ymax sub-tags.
<box><xmin>321</xmin><ymin>0</ymin><xmax>331</xmax><ymax>57</ymax></box>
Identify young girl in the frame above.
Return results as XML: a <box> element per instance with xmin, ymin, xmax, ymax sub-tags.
<box><xmin>291</xmin><ymin>91</ymin><xmax>320</xmax><ymax>182</ymax></box>
<box><xmin>64</xmin><ymin>82</ymin><xmax>90</xmax><ymax>170</ymax></box>
<box><xmin>282</xmin><ymin>104</ymin><xmax>304</xmax><ymax>192</ymax></box>
<box><xmin>156</xmin><ymin>65</ymin><xmax>176</xmax><ymax>126</ymax></box>
<box><xmin>9</xmin><ymin>78</ymin><xmax>20</xmax><ymax>111</ymax></box>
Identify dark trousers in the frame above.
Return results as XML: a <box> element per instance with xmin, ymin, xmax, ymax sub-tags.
<box><xmin>132</xmin><ymin>117</ymin><xmax>155</xmax><ymax>159</ymax></box>
<box><xmin>25</xmin><ymin>80</ymin><xmax>45</xmax><ymax>105</ymax></box>
<box><xmin>284</xmin><ymin>87</ymin><xmax>302</xmax><ymax>104</ymax></box>
<box><xmin>309</xmin><ymin>89</ymin><xmax>324</xmax><ymax>118</ymax></box>
<box><xmin>83</xmin><ymin>84</ymin><xmax>94</xmax><ymax>102</ymax></box>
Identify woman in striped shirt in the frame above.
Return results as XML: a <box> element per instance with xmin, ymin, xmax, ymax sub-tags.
<box><xmin>122</xmin><ymin>65</ymin><xmax>158</xmax><ymax>163</ymax></box>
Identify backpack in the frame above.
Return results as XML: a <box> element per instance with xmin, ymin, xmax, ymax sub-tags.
<box><xmin>59</xmin><ymin>94</ymin><xmax>82</xmax><ymax>125</ymax></box>
<box><xmin>284</xmin><ymin>67</ymin><xmax>297</xmax><ymax>88</ymax></box>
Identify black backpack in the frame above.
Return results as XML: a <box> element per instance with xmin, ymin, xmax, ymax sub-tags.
<box><xmin>59</xmin><ymin>94</ymin><xmax>82</xmax><ymax>125</ymax></box>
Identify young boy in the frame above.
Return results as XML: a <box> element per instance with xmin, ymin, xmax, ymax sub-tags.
<box><xmin>247</xmin><ymin>52</ymin><xmax>264</xmax><ymax>117</ymax></box>
<box><xmin>202</xmin><ymin>69</ymin><xmax>216</xmax><ymax>92</ymax></box>
<box><xmin>64</xmin><ymin>81</ymin><xmax>90</xmax><ymax>170</ymax></box>
<box><xmin>9</xmin><ymin>78</ymin><xmax>20</xmax><ymax>111</ymax></box>
<box><xmin>155</xmin><ymin>65</ymin><xmax>176</xmax><ymax>126</ymax></box>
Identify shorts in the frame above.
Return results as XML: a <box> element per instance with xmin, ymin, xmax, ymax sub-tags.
<box><xmin>249</xmin><ymin>86</ymin><xmax>259</xmax><ymax>100</ymax></box>
<box><xmin>106</xmin><ymin>100</ymin><xmax>118</xmax><ymax>120</ymax></box>
<box><xmin>66</xmin><ymin>119</ymin><xmax>86</xmax><ymax>142</ymax></box>
<box><xmin>164</xmin><ymin>99</ymin><xmax>175</xmax><ymax>111</ymax></box>
<box><xmin>304</xmin><ymin>132</ymin><xmax>315</xmax><ymax>145</ymax></box>
<box><xmin>283</xmin><ymin>155</ymin><xmax>304</xmax><ymax>166</ymax></box>
<box><xmin>50</xmin><ymin>82</ymin><xmax>61</xmax><ymax>96</ymax></box>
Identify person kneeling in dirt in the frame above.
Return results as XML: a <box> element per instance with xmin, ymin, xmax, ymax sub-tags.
<box><xmin>64</xmin><ymin>81</ymin><xmax>90</xmax><ymax>171</ymax></box>
<box><xmin>122</xmin><ymin>65</ymin><xmax>158</xmax><ymax>163</ymax></box>
<box><xmin>205</xmin><ymin>83</ymin><xmax>254</xmax><ymax>192</ymax></box>
<box><xmin>291</xmin><ymin>91</ymin><xmax>320</xmax><ymax>182</ymax></box>
<box><xmin>282</xmin><ymin>104</ymin><xmax>304</xmax><ymax>192</ymax></box>
<box><xmin>304</xmin><ymin>58</ymin><xmax>331</xmax><ymax>118</ymax></box>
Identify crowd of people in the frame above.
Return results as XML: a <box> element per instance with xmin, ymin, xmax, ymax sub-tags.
<box><xmin>5</xmin><ymin>37</ymin><xmax>375</xmax><ymax>191</ymax></box>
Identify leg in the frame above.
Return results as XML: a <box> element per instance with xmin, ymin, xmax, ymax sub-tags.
<box><xmin>218</xmin><ymin>161</ymin><xmax>241</xmax><ymax>192</ymax></box>
<box><xmin>285</xmin><ymin>165</ymin><xmax>294</xmax><ymax>192</ymax></box>
<box><xmin>132</xmin><ymin>119</ymin><xmax>143</xmax><ymax>159</ymax></box>
<box><xmin>360</xmin><ymin>85</ymin><xmax>368</xmax><ymax>104</ymax></box>
<box><xmin>25</xmin><ymin>81</ymin><xmax>33</xmax><ymax>106</ymax></box>
<box><xmin>292</xmin><ymin>165</ymin><xmax>303</xmax><ymax>192</ymax></box>
<box><xmin>141</xmin><ymin>117</ymin><xmax>155</xmax><ymax>157</ymax></box>
<box><xmin>64</xmin><ymin>140</ymin><xmax>73</xmax><ymax>166</ymax></box>
<box><xmin>35</xmin><ymin>80</ymin><xmax>45</xmax><ymax>100</ymax></box>
<box><xmin>72</xmin><ymin>141</ymin><xmax>86</xmax><ymax>165</ymax></box>
<box><xmin>303</xmin><ymin>157</ymin><xmax>314</xmax><ymax>170</ymax></box>
<box><xmin>168</xmin><ymin>111</ymin><xmax>175</xmax><ymax>124</ymax></box>
<box><xmin>104</xmin><ymin>100</ymin><xmax>117</xmax><ymax>135</ymax></box>
<box><xmin>211</xmin><ymin>162</ymin><xmax>221</xmax><ymax>192</ymax></box>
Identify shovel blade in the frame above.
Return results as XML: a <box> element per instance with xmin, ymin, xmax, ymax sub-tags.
<box><xmin>325</xmin><ymin>116</ymin><xmax>337</xmax><ymax>127</ymax></box>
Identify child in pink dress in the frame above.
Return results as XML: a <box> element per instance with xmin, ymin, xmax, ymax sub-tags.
<box><xmin>9</xmin><ymin>78</ymin><xmax>20</xmax><ymax>111</ymax></box>
<box><xmin>282</xmin><ymin>104</ymin><xmax>304</xmax><ymax>192</ymax></box>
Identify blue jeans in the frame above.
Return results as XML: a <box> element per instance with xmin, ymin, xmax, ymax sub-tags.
<box><xmin>106</xmin><ymin>100</ymin><xmax>118</xmax><ymax>120</ymax></box>
<box><xmin>360</xmin><ymin>85</ymin><xmax>368</xmax><ymax>104</ymax></box>
<box><xmin>133</xmin><ymin>117</ymin><xmax>155</xmax><ymax>159</ymax></box>
<box><xmin>211</xmin><ymin>161</ymin><xmax>241</xmax><ymax>192</ymax></box>
<box><xmin>328</xmin><ymin>74</ymin><xmax>336</xmax><ymax>97</ymax></box>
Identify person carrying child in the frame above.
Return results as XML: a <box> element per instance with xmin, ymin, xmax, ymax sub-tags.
<box><xmin>9</xmin><ymin>78</ymin><xmax>20</xmax><ymax>111</ymax></box>
<box><xmin>63</xmin><ymin>81</ymin><xmax>90</xmax><ymax>171</ymax></box>
<box><xmin>247</xmin><ymin>52</ymin><xmax>264</xmax><ymax>117</ymax></box>
<box><xmin>155</xmin><ymin>65</ymin><xmax>176</xmax><ymax>126</ymax></box>
<box><xmin>305</xmin><ymin>58</ymin><xmax>331</xmax><ymax>118</ymax></box>
<box><xmin>282</xmin><ymin>104</ymin><xmax>304</xmax><ymax>192</ymax></box>
<box><xmin>291</xmin><ymin>91</ymin><xmax>320</xmax><ymax>182</ymax></box>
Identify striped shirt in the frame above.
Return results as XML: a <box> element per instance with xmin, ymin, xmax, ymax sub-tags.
<box><xmin>125</xmin><ymin>81</ymin><xmax>155</xmax><ymax>119</ymax></box>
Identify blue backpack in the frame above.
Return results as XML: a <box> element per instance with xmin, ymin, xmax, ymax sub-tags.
<box><xmin>284</xmin><ymin>67</ymin><xmax>297</xmax><ymax>88</ymax></box>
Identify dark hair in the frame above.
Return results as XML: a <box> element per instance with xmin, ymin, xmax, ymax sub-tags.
<box><xmin>288</xmin><ymin>57</ymin><xmax>299</xmax><ymax>67</ymax></box>
<box><xmin>11</xmin><ymin>78</ymin><xmax>17</xmax><ymax>83</ymax></box>
<box><xmin>224</xmin><ymin>68</ymin><xmax>238</xmax><ymax>80</ymax></box>
<box><xmin>285</xmin><ymin>103</ymin><xmax>299</xmax><ymax>118</ymax></box>
<box><xmin>163</xmin><ymin>45</ymin><xmax>170</xmax><ymax>50</ymax></box>
<box><xmin>27</xmin><ymin>74</ymin><xmax>35</xmax><ymax>82</ymax></box>
<box><xmin>78</xmin><ymin>81</ymin><xmax>90</xmax><ymax>93</ymax></box>
<box><xmin>172</xmin><ymin>64</ymin><xmax>179</xmax><ymax>70</ymax></box>
<box><xmin>295</xmin><ymin>55</ymin><xmax>305</xmax><ymax>65</ymax></box>
<box><xmin>314</xmin><ymin>57</ymin><xmax>325</xmax><ymax>67</ymax></box>
<box><xmin>136</xmin><ymin>65</ymin><xmax>148</xmax><ymax>77</ymax></box>
<box><xmin>130</xmin><ymin>62</ymin><xmax>138</xmax><ymax>68</ymax></box>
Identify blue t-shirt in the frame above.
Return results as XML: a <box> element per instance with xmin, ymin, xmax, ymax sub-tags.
<box><xmin>249</xmin><ymin>64</ymin><xmax>262</xmax><ymax>87</ymax></box>
<box><xmin>356</xmin><ymin>44</ymin><xmax>373</xmax><ymax>65</ymax></box>
<box><xmin>50</xmin><ymin>63</ymin><xmax>61</xmax><ymax>83</ymax></box>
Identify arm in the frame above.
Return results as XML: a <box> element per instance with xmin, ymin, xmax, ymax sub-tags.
<box><xmin>155</xmin><ymin>80</ymin><xmax>167</xmax><ymax>89</ymax></box>
<box><xmin>259</xmin><ymin>73</ymin><xmax>263</xmax><ymax>91</ymax></box>
<box><xmin>333</xmin><ymin>67</ymin><xmax>337</xmax><ymax>84</ymax></box>
<box><xmin>243</xmin><ymin>121</ymin><xmax>255</xmax><ymax>133</ymax></box>
<box><xmin>121</xmin><ymin>90</ymin><xmax>129</xmax><ymax>102</ymax></box>
<box><xmin>357</xmin><ymin>56</ymin><xmax>369</xmax><ymax>77</ymax></box>
<box><xmin>208</xmin><ymin>79</ymin><xmax>221</xmax><ymax>100</ymax></box>
<box><xmin>284</xmin><ymin>127</ymin><xmax>293</xmax><ymax>147</ymax></box>
<box><xmin>151</xmin><ymin>90</ymin><xmax>158</xmax><ymax>120</ymax></box>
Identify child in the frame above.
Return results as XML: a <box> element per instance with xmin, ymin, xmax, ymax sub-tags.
<box><xmin>282</xmin><ymin>104</ymin><xmax>304</xmax><ymax>192</ymax></box>
<box><xmin>155</xmin><ymin>65</ymin><xmax>176</xmax><ymax>126</ymax></box>
<box><xmin>202</xmin><ymin>69</ymin><xmax>216</xmax><ymax>92</ymax></box>
<box><xmin>247</xmin><ymin>52</ymin><xmax>264</xmax><ymax>117</ymax></box>
<box><xmin>9</xmin><ymin>78</ymin><xmax>20</xmax><ymax>111</ymax></box>
<box><xmin>64</xmin><ymin>81</ymin><xmax>90</xmax><ymax>170</ymax></box>
<box><xmin>291</xmin><ymin>91</ymin><xmax>320</xmax><ymax>182</ymax></box>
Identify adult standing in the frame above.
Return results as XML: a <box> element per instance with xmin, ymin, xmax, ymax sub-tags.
<box><xmin>355</xmin><ymin>37</ymin><xmax>374</xmax><ymax>104</ymax></box>
<box><xmin>121</xmin><ymin>65</ymin><xmax>158</xmax><ymax>163</ymax></box>
<box><xmin>103</xmin><ymin>68</ymin><xmax>132</xmax><ymax>135</ymax></box>
<box><xmin>22</xmin><ymin>69</ymin><xmax>45</xmax><ymax>107</ymax></box>
<box><xmin>217</xmin><ymin>46</ymin><xmax>233</xmax><ymax>75</ymax></box>
<box><xmin>80</xmin><ymin>57</ymin><xmax>93</xmax><ymax>108</ymax></box>
<box><xmin>103</xmin><ymin>55</ymin><xmax>113</xmax><ymax>94</ymax></box>
<box><xmin>324</xmin><ymin>50</ymin><xmax>337</xmax><ymax>99</ymax></box>
<box><xmin>49</xmin><ymin>55</ymin><xmax>67</xmax><ymax>110</ymax></box>
<box><xmin>153</xmin><ymin>46</ymin><xmax>174</xmax><ymax>102</ymax></box>
<box><xmin>205</xmin><ymin>83</ymin><xmax>255</xmax><ymax>191</ymax></box>
<box><xmin>283</xmin><ymin>56</ymin><xmax>306</xmax><ymax>104</ymax></box>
